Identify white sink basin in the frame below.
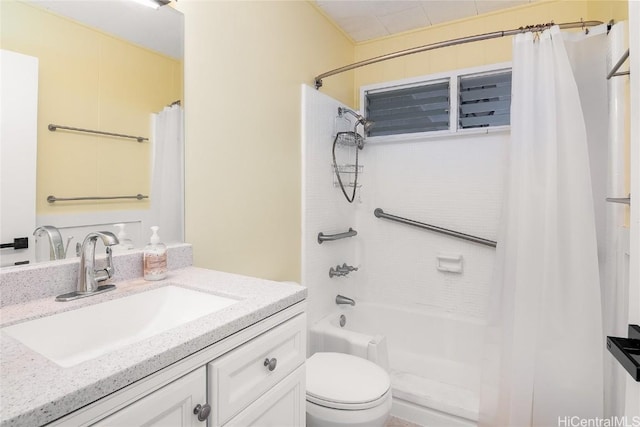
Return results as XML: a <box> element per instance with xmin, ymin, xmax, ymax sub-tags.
<box><xmin>3</xmin><ymin>285</ymin><xmax>238</xmax><ymax>367</ymax></box>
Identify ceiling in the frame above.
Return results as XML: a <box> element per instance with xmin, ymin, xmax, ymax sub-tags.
<box><xmin>26</xmin><ymin>0</ymin><xmax>183</xmax><ymax>59</ymax></box>
<box><xmin>314</xmin><ymin>0</ymin><xmax>537</xmax><ymax>42</ymax></box>
<box><xmin>27</xmin><ymin>1</ymin><xmax>537</xmax><ymax>56</ymax></box>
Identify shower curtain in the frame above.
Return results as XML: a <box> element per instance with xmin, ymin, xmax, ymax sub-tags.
<box><xmin>150</xmin><ymin>104</ymin><xmax>184</xmax><ymax>243</ymax></box>
<box><xmin>479</xmin><ymin>26</ymin><xmax>604</xmax><ymax>426</ymax></box>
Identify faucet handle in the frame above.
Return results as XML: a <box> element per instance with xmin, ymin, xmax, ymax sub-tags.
<box><xmin>63</xmin><ymin>236</ymin><xmax>73</xmax><ymax>258</ymax></box>
<box><xmin>92</xmin><ymin>244</ymin><xmax>115</xmax><ymax>284</ymax></box>
<box><xmin>339</xmin><ymin>263</ymin><xmax>358</xmax><ymax>272</ymax></box>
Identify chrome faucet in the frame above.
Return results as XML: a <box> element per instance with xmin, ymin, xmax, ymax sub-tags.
<box><xmin>56</xmin><ymin>231</ymin><xmax>119</xmax><ymax>302</ymax></box>
<box><xmin>336</xmin><ymin>294</ymin><xmax>356</xmax><ymax>306</ymax></box>
<box><xmin>33</xmin><ymin>226</ymin><xmax>72</xmax><ymax>260</ymax></box>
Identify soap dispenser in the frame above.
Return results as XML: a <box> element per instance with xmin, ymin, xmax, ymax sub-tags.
<box><xmin>143</xmin><ymin>226</ymin><xmax>167</xmax><ymax>281</ymax></box>
<box><xmin>113</xmin><ymin>223</ymin><xmax>134</xmax><ymax>251</ymax></box>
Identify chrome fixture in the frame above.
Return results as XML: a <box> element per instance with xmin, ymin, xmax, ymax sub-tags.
<box><xmin>318</xmin><ymin>228</ymin><xmax>357</xmax><ymax>244</ymax></box>
<box><xmin>33</xmin><ymin>226</ymin><xmax>72</xmax><ymax>260</ymax></box>
<box><xmin>47</xmin><ymin>193</ymin><xmax>148</xmax><ymax>203</ymax></box>
<box><xmin>338</xmin><ymin>107</ymin><xmax>375</xmax><ymax>136</ymax></box>
<box><xmin>193</xmin><ymin>403</ymin><xmax>211</xmax><ymax>422</ymax></box>
<box><xmin>48</xmin><ymin>123</ymin><xmax>148</xmax><ymax>143</ymax></box>
<box><xmin>339</xmin><ymin>314</ymin><xmax>346</xmax><ymax>327</ymax></box>
<box><xmin>607</xmin><ymin>49</ymin><xmax>630</xmax><ymax>80</ymax></box>
<box><xmin>336</xmin><ymin>295</ymin><xmax>356</xmax><ymax>306</ymax></box>
<box><xmin>374</xmin><ymin>208</ymin><xmax>497</xmax><ymax>248</ymax></box>
<box><xmin>329</xmin><ymin>263</ymin><xmax>359</xmax><ymax>278</ymax></box>
<box><xmin>333</xmin><ymin>107</ymin><xmax>374</xmax><ymax>203</ymax></box>
<box><xmin>606</xmin><ymin>194</ymin><xmax>631</xmax><ymax>205</ymax></box>
<box><xmin>56</xmin><ymin>231</ymin><xmax>119</xmax><ymax>302</ymax></box>
<box><xmin>314</xmin><ymin>20</ymin><xmax>604</xmax><ymax>89</ymax></box>
<box><xmin>264</xmin><ymin>357</ymin><xmax>278</xmax><ymax>371</ymax></box>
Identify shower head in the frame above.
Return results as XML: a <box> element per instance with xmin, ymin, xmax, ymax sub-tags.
<box><xmin>338</xmin><ymin>107</ymin><xmax>375</xmax><ymax>134</ymax></box>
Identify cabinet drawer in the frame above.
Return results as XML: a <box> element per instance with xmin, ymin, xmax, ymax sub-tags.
<box><xmin>208</xmin><ymin>313</ymin><xmax>306</xmax><ymax>426</ymax></box>
<box><xmin>224</xmin><ymin>365</ymin><xmax>305</xmax><ymax>427</ymax></box>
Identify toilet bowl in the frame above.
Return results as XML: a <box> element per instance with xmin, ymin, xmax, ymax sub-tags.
<box><xmin>306</xmin><ymin>352</ymin><xmax>392</xmax><ymax>427</ymax></box>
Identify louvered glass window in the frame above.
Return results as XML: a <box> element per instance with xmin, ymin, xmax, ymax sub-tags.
<box><xmin>365</xmin><ymin>79</ymin><xmax>450</xmax><ymax>137</ymax></box>
<box><xmin>458</xmin><ymin>70</ymin><xmax>511</xmax><ymax>129</ymax></box>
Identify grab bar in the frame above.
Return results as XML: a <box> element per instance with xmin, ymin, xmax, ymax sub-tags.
<box><xmin>47</xmin><ymin>194</ymin><xmax>148</xmax><ymax>203</ymax></box>
<box><xmin>374</xmin><ymin>208</ymin><xmax>497</xmax><ymax>248</ymax></box>
<box><xmin>317</xmin><ymin>228</ymin><xmax>357</xmax><ymax>244</ymax></box>
<box><xmin>48</xmin><ymin>124</ymin><xmax>148</xmax><ymax>143</ymax></box>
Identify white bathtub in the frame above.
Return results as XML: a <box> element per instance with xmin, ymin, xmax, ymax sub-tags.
<box><xmin>309</xmin><ymin>302</ymin><xmax>483</xmax><ymax>427</ymax></box>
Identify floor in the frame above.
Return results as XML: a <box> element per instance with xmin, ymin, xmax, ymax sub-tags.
<box><xmin>386</xmin><ymin>416</ymin><xmax>423</xmax><ymax>427</ymax></box>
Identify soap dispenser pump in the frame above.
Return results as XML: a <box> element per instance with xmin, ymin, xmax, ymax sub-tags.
<box><xmin>113</xmin><ymin>223</ymin><xmax>134</xmax><ymax>251</ymax></box>
<box><xmin>143</xmin><ymin>226</ymin><xmax>167</xmax><ymax>281</ymax></box>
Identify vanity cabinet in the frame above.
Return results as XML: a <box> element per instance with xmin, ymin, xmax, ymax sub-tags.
<box><xmin>224</xmin><ymin>365</ymin><xmax>305</xmax><ymax>426</ymax></box>
<box><xmin>93</xmin><ymin>367</ymin><xmax>207</xmax><ymax>427</ymax></box>
<box><xmin>208</xmin><ymin>312</ymin><xmax>306</xmax><ymax>426</ymax></box>
<box><xmin>50</xmin><ymin>304</ymin><xmax>306</xmax><ymax>427</ymax></box>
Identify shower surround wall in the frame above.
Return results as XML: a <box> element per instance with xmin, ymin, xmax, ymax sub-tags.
<box><xmin>301</xmin><ymin>86</ymin><xmax>361</xmax><ymax>328</ymax></box>
<box><xmin>353</xmin><ymin>134</ymin><xmax>506</xmax><ymax>318</ymax></box>
<box><xmin>302</xmin><ymin>84</ymin><xmax>508</xmax><ymax>423</ymax></box>
<box><xmin>302</xmin><ymin>83</ymin><xmax>507</xmax><ymax>326</ymax></box>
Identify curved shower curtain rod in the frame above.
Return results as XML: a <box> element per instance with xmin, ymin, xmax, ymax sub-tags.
<box><xmin>314</xmin><ymin>20</ymin><xmax>606</xmax><ymax>89</ymax></box>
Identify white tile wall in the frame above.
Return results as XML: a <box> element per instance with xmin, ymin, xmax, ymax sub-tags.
<box><xmin>302</xmin><ymin>85</ymin><xmax>360</xmax><ymax>327</ymax></box>
<box><xmin>302</xmin><ymin>84</ymin><xmax>508</xmax><ymax>328</ymax></box>
<box><xmin>353</xmin><ymin>133</ymin><xmax>507</xmax><ymax>320</ymax></box>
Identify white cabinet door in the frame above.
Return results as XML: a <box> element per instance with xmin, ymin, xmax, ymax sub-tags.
<box><xmin>224</xmin><ymin>365</ymin><xmax>305</xmax><ymax>427</ymax></box>
<box><xmin>94</xmin><ymin>367</ymin><xmax>208</xmax><ymax>427</ymax></box>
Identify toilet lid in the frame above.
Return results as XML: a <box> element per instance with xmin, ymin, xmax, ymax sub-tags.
<box><xmin>306</xmin><ymin>352</ymin><xmax>391</xmax><ymax>409</ymax></box>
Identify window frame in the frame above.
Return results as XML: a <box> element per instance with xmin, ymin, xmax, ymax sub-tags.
<box><xmin>359</xmin><ymin>62</ymin><xmax>512</xmax><ymax>144</ymax></box>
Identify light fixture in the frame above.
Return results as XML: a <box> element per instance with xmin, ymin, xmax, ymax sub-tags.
<box><xmin>130</xmin><ymin>0</ymin><xmax>171</xmax><ymax>10</ymax></box>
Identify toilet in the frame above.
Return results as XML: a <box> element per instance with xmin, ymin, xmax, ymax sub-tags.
<box><xmin>306</xmin><ymin>352</ymin><xmax>392</xmax><ymax>427</ymax></box>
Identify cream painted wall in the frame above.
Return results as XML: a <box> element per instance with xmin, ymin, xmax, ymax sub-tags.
<box><xmin>0</xmin><ymin>1</ymin><xmax>182</xmax><ymax>215</ymax></box>
<box><xmin>177</xmin><ymin>0</ymin><xmax>353</xmax><ymax>281</ymax></box>
<box><xmin>178</xmin><ymin>0</ymin><xmax>628</xmax><ymax>282</ymax></box>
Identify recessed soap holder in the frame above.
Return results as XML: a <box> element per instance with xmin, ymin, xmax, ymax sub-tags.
<box><xmin>436</xmin><ymin>253</ymin><xmax>463</xmax><ymax>273</ymax></box>
<box><xmin>607</xmin><ymin>324</ymin><xmax>640</xmax><ymax>381</ymax></box>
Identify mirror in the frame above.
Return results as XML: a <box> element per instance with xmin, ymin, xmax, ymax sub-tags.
<box><xmin>0</xmin><ymin>0</ymin><xmax>184</xmax><ymax>268</ymax></box>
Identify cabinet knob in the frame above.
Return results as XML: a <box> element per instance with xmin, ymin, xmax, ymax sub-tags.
<box><xmin>193</xmin><ymin>403</ymin><xmax>211</xmax><ymax>422</ymax></box>
<box><xmin>264</xmin><ymin>357</ymin><xmax>277</xmax><ymax>371</ymax></box>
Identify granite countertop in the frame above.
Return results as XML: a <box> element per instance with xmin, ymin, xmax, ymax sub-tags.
<box><xmin>0</xmin><ymin>267</ymin><xmax>306</xmax><ymax>427</ymax></box>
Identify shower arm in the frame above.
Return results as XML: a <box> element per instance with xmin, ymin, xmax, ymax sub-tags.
<box><xmin>338</xmin><ymin>107</ymin><xmax>374</xmax><ymax>133</ymax></box>
<box><xmin>339</xmin><ymin>107</ymin><xmax>363</xmax><ymax>122</ymax></box>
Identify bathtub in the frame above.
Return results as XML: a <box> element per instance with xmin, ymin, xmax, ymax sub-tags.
<box><xmin>309</xmin><ymin>302</ymin><xmax>483</xmax><ymax>427</ymax></box>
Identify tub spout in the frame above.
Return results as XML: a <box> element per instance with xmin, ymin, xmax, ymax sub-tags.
<box><xmin>336</xmin><ymin>294</ymin><xmax>355</xmax><ymax>306</ymax></box>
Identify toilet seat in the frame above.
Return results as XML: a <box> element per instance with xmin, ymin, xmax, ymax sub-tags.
<box><xmin>306</xmin><ymin>352</ymin><xmax>391</xmax><ymax>411</ymax></box>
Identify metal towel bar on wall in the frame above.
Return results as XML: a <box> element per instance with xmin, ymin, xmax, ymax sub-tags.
<box><xmin>48</xmin><ymin>124</ymin><xmax>148</xmax><ymax>143</ymax></box>
<box><xmin>606</xmin><ymin>194</ymin><xmax>631</xmax><ymax>205</ymax></box>
<box><xmin>374</xmin><ymin>208</ymin><xmax>497</xmax><ymax>248</ymax></box>
<box><xmin>607</xmin><ymin>49</ymin><xmax>630</xmax><ymax>80</ymax></box>
<box><xmin>47</xmin><ymin>194</ymin><xmax>148</xmax><ymax>203</ymax></box>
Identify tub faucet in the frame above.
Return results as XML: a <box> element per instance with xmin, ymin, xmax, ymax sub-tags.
<box><xmin>336</xmin><ymin>294</ymin><xmax>356</xmax><ymax>306</ymax></box>
<box><xmin>56</xmin><ymin>231</ymin><xmax>119</xmax><ymax>302</ymax></box>
<box><xmin>33</xmin><ymin>225</ymin><xmax>72</xmax><ymax>260</ymax></box>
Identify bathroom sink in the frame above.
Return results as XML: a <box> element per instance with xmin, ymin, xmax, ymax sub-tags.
<box><xmin>3</xmin><ymin>285</ymin><xmax>238</xmax><ymax>367</ymax></box>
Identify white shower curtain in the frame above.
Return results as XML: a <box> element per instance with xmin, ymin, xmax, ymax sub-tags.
<box><xmin>480</xmin><ymin>26</ymin><xmax>604</xmax><ymax>426</ymax></box>
<box><xmin>150</xmin><ymin>104</ymin><xmax>184</xmax><ymax>244</ymax></box>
